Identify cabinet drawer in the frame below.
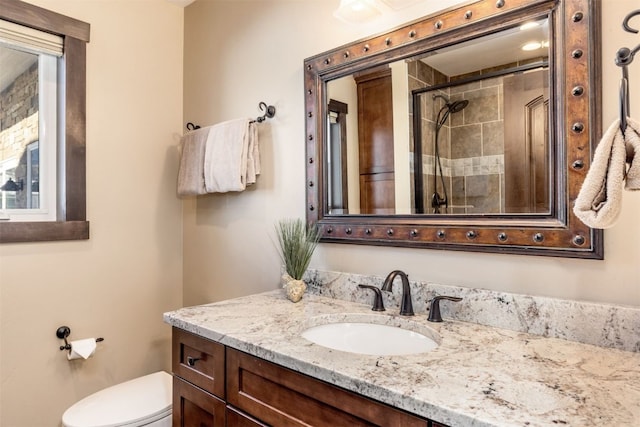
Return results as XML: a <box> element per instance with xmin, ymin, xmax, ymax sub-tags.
<box><xmin>226</xmin><ymin>348</ymin><xmax>427</xmax><ymax>427</ymax></box>
<box><xmin>172</xmin><ymin>376</ymin><xmax>226</xmax><ymax>427</ymax></box>
<box><xmin>226</xmin><ymin>406</ymin><xmax>269</xmax><ymax>427</ymax></box>
<box><xmin>172</xmin><ymin>327</ymin><xmax>225</xmax><ymax>398</ymax></box>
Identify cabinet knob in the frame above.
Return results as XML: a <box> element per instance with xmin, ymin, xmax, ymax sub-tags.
<box><xmin>187</xmin><ymin>356</ymin><xmax>201</xmax><ymax>367</ymax></box>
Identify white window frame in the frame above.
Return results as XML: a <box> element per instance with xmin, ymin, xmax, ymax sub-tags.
<box><xmin>26</xmin><ymin>141</ymin><xmax>39</xmax><ymax>209</ymax></box>
<box><xmin>0</xmin><ymin>25</ymin><xmax>60</xmax><ymax>221</ymax></box>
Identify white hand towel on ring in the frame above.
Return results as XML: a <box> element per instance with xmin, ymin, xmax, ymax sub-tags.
<box><xmin>573</xmin><ymin>117</ymin><xmax>640</xmax><ymax>228</ymax></box>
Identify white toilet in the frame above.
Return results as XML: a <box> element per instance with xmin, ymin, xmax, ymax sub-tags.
<box><xmin>62</xmin><ymin>371</ymin><xmax>172</xmax><ymax>427</ymax></box>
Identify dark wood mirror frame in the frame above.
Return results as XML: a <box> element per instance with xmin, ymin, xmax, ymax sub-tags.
<box><xmin>304</xmin><ymin>0</ymin><xmax>602</xmax><ymax>259</ymax></box>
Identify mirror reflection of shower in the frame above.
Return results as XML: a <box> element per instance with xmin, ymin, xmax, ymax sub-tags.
<box><xmin>411</xmin><ymin>60</ymin><xmax>548</xmax><ymax>216</ymax></box>
<box><xmin>431</xmin><ymin>94</ymin><xmax>469</xmax><ymax>214</ymax></box>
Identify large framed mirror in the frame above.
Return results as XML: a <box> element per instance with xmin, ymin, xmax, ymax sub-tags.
<box><xmin>304</xmin><ymin>0</ymin><xmax>602</xmax><ymax>258</ymax></box>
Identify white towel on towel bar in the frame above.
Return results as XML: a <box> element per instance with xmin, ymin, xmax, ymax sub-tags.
<box><xmin>176</xmin><ymin>127</ymin><xmax>209</xmax><ymax>196</ymax></box>
<box><xmin>203</xmin><ymin>118</ymin><xmax>259</xmax><ymax>193</ymax></box>
<box><xmin>573</xmin><ymin>117</ymin><xmax>640</xmax><ymax>228</ymax></box>
<box><xmin>246</xmin><ymin>121</ymin><xmax>260</xmax><ymax>185</ymax></box>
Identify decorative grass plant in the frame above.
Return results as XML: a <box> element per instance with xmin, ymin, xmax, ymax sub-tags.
<box><xmin>275</xmin><ymin>218</ymin><xmax>320</xmax><ymax>280</ymax></box>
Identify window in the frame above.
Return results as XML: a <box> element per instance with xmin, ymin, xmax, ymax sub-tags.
<box><xmin>0</xmin><ymin>157</ymin><xmax>18</xmax><ymax>211</ymax></box>
<box><xmin>327</xmin><ymin>99</ymin><xmax>349</xmax><ymax>214</ymax></box>
<box><xmin>26</xmin><ymin>141</ymin><xmax>39</xmax><ymax>209</ymax></box>
<box><xmin>0</xmin><ymin>0</ymin><xmax>90</xmax><ymax>243</ymax></box>
<box><xmin>0</xmin><ymin>23</ymin><xmax>59</xmax><ymax>221</ymax></box>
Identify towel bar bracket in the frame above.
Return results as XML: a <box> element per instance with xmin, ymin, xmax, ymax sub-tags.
<box><xmin>255</xmin><ymin>102</ymin><xmax>276</xmax><ymax>123</ymax></box>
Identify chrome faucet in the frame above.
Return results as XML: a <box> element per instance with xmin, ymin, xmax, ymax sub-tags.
<box><xmin>381</xmin><ymin>270</ymin><xmax>414</xmax><ymax>316</ymax></box>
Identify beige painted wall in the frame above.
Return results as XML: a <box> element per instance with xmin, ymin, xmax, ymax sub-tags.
<box><xmin>0</xmin><ymin>1</ymin><xmax>184</xmax><ymax>425</ymax></box>
<box><xmin>183</xmin><ymin>0</ymin><xmax>640</xmax><ymax>308</ymax></box>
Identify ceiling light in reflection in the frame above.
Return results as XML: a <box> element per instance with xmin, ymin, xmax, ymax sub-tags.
<box><xmin>522</xmin><ymin>41</ymin><xmax>542</xmax><ymax>51</ymax></box>
<box><xmin>519</xmin><ymin>21</ymin><xmax>540</xmax><ymax>31</ymax></box>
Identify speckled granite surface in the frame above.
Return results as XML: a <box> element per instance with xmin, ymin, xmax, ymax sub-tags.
<box><xmin>305</xmin><ymin>269</ymin><xmax>640</xmax><ymax>352</ymax></box>
<box><xmin>164</xmin><ymin>288</ymin><xmax>640</xmax><ymax>427</ymax></box>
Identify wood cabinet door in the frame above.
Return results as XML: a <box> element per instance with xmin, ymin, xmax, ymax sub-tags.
<box><xmin>226</xmin><ymin>348</ymin><xmax>427</xmax><ymax>427</ymax></box>
<box><xmin>360</xmin><ymin>172</ymin><xmax>396</xmax><ymax>214</ymax></box>
<box><xmin>503</xmin><ymin>70</ymin><xmax>549</xmax><ymax>213</ymax></box>
<box><xmin>173</xmin><ymin>376</ymin><xmax>226</xmax><ymax>427</ymax></box>
<box><xmin>356</xmin><ymin>68</ymin><xmax>395</xmax><ymax>214</ymax></box>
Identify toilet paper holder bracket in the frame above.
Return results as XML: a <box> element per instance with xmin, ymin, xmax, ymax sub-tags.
<box><xmin>56</xmin><ymin>325</ymin><xmax>104</xmax><ymax>351</ymax></box>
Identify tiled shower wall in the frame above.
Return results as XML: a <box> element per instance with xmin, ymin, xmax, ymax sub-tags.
<box><xmin>449</xmin><ymin>78</ymin><xmax>505</xmax><ymax>214</ymax></box>
<box><xmin>407</xmin><ymin>60</ymin><xmax>505</xmax><ymax>214</ymax></box>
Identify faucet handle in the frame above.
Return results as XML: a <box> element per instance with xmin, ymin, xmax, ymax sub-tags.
<box><xmin>358</xmin><ymin>285</ymin><xmax>385</xmax><ymax>312</ymax></box>
<box><xmin>427</xmin><ymin>295</ymin><xmax>462</xmax><ymax>322</ymax></box>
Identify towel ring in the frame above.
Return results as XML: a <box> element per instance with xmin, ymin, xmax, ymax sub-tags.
<box><xmin>623</xmin><ymin>9</ymin><xmax>640</xmax><ymax>34</ymax></box>
<box><xmin>620</xmin><ymin>76</ymin><xmax>629</xmax><ymax>133</ymax></box>
<box><xmin>615</xmin><ymin>9</ymin><xmax>640</xmax><ymax>133</ymax></box>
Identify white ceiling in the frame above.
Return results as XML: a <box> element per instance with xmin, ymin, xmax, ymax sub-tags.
<box><xmin>421</xmin><ymin>17</ymin><xmax>549</xmax><ymax>76</ymax></box>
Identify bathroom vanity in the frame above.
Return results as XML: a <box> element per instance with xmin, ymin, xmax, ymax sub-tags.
<box><xmin>172</xmin><ymin>327</ymin><xmax>436</xmax><ymax>426</ymax></box>
<box><xmin>164</xmin><ymin>288</ymin><xmax>640</xmax><ymax>426</ymax></box>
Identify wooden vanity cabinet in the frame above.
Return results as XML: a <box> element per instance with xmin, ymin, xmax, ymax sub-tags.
<box><xmin>172</xmin><ymin>327</ymin><xmax>225</xmax><ymax>397</ymax></box>
<box><xmin>172</xmin><ymin>328</ymin><xmax>226</xmax><ymax>426</ymax></box>
<box><xmin>225</xmin><ymin>406</ymin><xmax>268</xmax><ymax>427</ymax></box>
<box><xmin>226</xmin><ymin>347</ymin><xmax>427</xmax><ymax>427</ymax></box>
<box><xmin>172</xmin><ymin>327</ymin><xmax>442</xmax><ymax>427</ymax></box>
<box><xmin>173</xmin><ymin>376</ymin><xmax>226</xmax><ymax>427</ymax></box>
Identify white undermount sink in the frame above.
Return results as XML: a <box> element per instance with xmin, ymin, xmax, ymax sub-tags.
<box><xmin>301</xmin><ymin>317</ymin><xmax>440</xmax><ymax>356</ymax></box>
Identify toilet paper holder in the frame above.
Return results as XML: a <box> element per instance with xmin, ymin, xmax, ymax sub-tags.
<box><xmin>56</xmin><ymin>326</ymin><xmax>104</xmax><ymax>351</ymax></box>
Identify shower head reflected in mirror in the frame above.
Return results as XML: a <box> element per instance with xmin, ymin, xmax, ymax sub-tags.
<box><xmin>433</xmin><ymin>95</ymin><xmax>469</xmax><ymax>129</ymax></box>
<box><xmin>448</xmin><ymin>100</ymin><xmax>469</xmax><ymax>113</ymax></box>
<box><xmin>431</xmin><ymin>95</ymin><xmax>470</xmax><ymax>214</ymax></box>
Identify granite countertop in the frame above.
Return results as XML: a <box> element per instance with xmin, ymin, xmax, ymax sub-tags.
<box><xmin>164</xmin><ymin>290</ymin><xmax>640</xmax><ymax>427</ymax></box>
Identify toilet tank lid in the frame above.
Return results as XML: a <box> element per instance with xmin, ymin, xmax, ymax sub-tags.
<box><xmin>62</xmin><ymin>371</ymin><xmax>172</xmax><ymax>427</ymax></box>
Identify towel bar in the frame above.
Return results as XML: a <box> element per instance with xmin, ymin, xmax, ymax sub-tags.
<box><xmin>186</xmin><ymin>101</ymin><xmax>276</xmax><ymax>131</ymax></box>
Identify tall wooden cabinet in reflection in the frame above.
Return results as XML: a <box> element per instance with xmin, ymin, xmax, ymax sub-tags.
<box><xmin>355</xmin><ymin>68</ymin><xmax>395</xmax><ymax>214</ymax></box>
<box><xmin>503</xmin><ymin>70</ymin><xmax>549</xmax><ymax>213</ymax></box>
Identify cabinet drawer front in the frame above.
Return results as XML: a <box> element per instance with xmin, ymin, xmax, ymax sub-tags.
<box><xmin>172</xmin><ymin>376</ymin><xmax>226</xmax><ymax>427</ymax></box>
<box><xmin>226</xmin><ymin>348</ymin><xmax>427</xmax><ymax>427</ymax></box>
<box><xmin>226</xmin><ymin>406</ymin><xmax>269</xmax><ymax>427</ymax></box>
<box><xmin>172</xmin><ymin>327</ymin><xmax>225</xmax><ymax>398</ymax></box>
